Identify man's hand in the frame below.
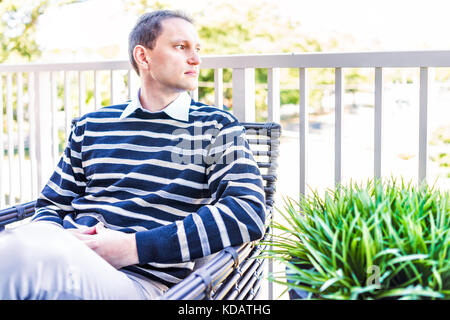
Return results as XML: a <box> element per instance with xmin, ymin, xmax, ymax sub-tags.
<box><xmin>68</xmin><ymin>223</ymin><xmax>139</xmax><ymax>269</ymax></box>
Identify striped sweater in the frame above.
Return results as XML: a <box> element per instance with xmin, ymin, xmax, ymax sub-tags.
<box><xmin>31</xmin><ymin>93</ymin><xmax>266</xmax><ymax>287</ymax></box>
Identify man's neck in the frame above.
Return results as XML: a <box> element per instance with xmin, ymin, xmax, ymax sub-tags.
<box><xmin>139</xmin><ymin>84</ymin><xmax>181</xmax><ymax>113</ymax></box>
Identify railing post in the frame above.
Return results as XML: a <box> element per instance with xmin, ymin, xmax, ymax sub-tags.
<box><xmin>64</xmin><ymin>71</ymin><xmax>72</xmax><ymax>138</ymax></box>
<box><xmin>17</xmin><ymin>72</ymin><xmax>25</xmax><ymax>203</ymax></box>
<box><xmin>214</xmin><ymin>68</ymin><xmax>224</xmax><ymax>109</ymax></box>
<box><xmin>299</xmin><ymin>68</ymin><xmax>308</xmax><ymax>196</ymax></box>
<box><xmin>6</xmin><ymin>73</ymin><xmax>15</xmax><ymax>205</ymax></box>
<box><xmin>94</xmin><ymin>70</ymin><xmax>101</xmax><ymax>110</ymax></box>
<box><xmin>374</xmin><ymin>67</ymin><xmax>383</xmax><ymax>180</ymax></box>
<box><xmin>78</xmin><ymin>71</ymin><xmax>86</xmax><ymax>116</ymax></box>
<box><xmin>28</xmin><ymin>73</ymin><xmax>38</xmax><ymax>199</ymax></box>
<box><xmin>110</xmin><ymin>70</ymin><xmax>122</xmax><ymax>105</ymax></box>
<box><xmin>0</xmin><ymin>74</ymin><xmax>4</xmax><ymax>207</ymax></box>
<box><xmin>267</xmin><ymin>68</ymin><xmax>280</xmax><ymax>123</ymax></box>
<box><xmin>232</xmin><ymin>68</ymin><xmax>255</xmax><ymax>122</ymax></box>
<box><xmin>127</xmin><ymin>69</ymin><xmax>139</xmax><ymax>101</ymax></box>
<box><xmin>418</xmin><ymin>67</ymin><xmax>429</xmax><ymax>185</ymax></box>
<box><xmin>34</xmin><ymin>72</ymin><xmax>54</xmax><ymax>191</ymax></box>
<box><xmin>50</xmin><ymin>72</ymin><xmax>59</xmax><ymax>165</ymax></box>
<box><xmin>335</xmin><ymin>67</ymin><xmax>343</xmax><ymax>186</ymax></box>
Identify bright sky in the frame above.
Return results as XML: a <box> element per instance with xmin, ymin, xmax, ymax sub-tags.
<box><xmin>281</xmin><ymin>0</ymin><xmax>450</xmax><ymax>50</ymax></box>
<box><xmin>35</xmin><ymin>0</ymin><xmax>450</xmax><ymax>61</ymax></box>
<box><xmin>36</xmin><ymin>0</ymin><xmax>135</xmax><ymax>59</ymax></box>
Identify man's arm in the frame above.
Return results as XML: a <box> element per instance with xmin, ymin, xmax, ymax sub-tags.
<box><xmin>31</xmin><ymin>121</ymin><xmax>86</xmax><ymax>226</ymax></box>
<box><xmin>134</xmin><ymin>121</ymin><xmax>266</xmax><ymax>264</ymax></box>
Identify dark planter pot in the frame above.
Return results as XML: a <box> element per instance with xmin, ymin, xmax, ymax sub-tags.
<box><xmin>286</xmin><ymin>265</ymin><xmax>317</xmax><ymax>300</ymax></box>
<box><xmin>288</xmin><ymin>284</ymin><xmax>311</xmax><ymax>299</ymax></box>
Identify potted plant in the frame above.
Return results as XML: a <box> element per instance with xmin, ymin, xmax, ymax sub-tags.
<box><xmin>264</xmin><ymin>178</ymin><xmax>450</xmax><ymax>299</ymax></box>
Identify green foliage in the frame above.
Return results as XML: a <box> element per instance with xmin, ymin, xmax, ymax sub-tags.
<box><xmin>280</xmin><ymin>90</ymin><xmax>299</xmax><ymax>105</ymax></box>
<box><xmin>264</xmin><ymin>178</ymin><xmax>450</xmax><ymax>300</ymax></box>
<box><xmin>430</xmin><ymin>126</ymin><xmax>450</xmax><ymax>172</ymax></box>
<box><xmin>124</xmin><ymin>0</ymin><xmax>331</xmax><ymax>110</ymax></box>
<box><xmin>124</xmin><ymin>0</ymin><xmax>168</xmax><ymax>13</ymax></box>
<box><xmin>0</xmin><ymin>0</ymin><xmax>46</xmax><ymax>62</ymax></box>
<box><xmin>0</xmin><ymin>0</ymin><xmax>78</xmax><ymax>63</ymax></box>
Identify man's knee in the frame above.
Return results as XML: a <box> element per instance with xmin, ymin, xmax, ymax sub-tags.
<box><xmin>0</xmin><ymin>223</ymin><xmax>73</xmax><ymax>274</ymax></box>
<box><xmin>0</xmin><ymin>223</ymin><xmax>82</xmax><ymax>299</ymax></box>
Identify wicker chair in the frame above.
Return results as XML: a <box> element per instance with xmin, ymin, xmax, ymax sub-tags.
<box><xmin>0</xmin><ymin>122</ymin><xmax>281</xmax><ymax>300</ymax></box>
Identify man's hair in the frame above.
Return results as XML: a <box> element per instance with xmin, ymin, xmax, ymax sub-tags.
<box><xmin>128</xmin><ymin>10</ymin><xmax>194</xmax><ymax>75</ymax></box>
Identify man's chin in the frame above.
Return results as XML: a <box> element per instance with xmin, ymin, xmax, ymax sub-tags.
<box><xmin>173</xmin><ymin>79</ymin><xmax>198</xmax><ymax>93</ymax></box>
<box><xmin>183</xmin><ymin>83</ymin><xmax>199</xmax><ymax>92</ymax></box>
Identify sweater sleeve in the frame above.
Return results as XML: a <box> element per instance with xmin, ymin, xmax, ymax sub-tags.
<box><xmin>31</xmin><ymin>121</ymin><xmax>87</xmax><ymax>226</ymax></box>
<box><xmin>135</xmin><ymin>121</ymin><xmax>266</xmax><ymax>264</ymax></box>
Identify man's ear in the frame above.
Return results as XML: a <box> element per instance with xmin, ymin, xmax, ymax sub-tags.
<box><xmin>133</xmin><ymin>45</ymin><xmax>150</xmax><ymax>72</ymax></box>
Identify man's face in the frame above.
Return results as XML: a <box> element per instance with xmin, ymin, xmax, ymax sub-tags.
<box><xmin>144</xmin><ymin>18</ymin><xmax>201</xmax><ymax>93</ymax></box>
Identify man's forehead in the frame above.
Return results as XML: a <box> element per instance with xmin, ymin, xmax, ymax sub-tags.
<box><xmin>160</xmin><ymin>18</ymin><xmax>199</xmax><ymax>40</ymax></box>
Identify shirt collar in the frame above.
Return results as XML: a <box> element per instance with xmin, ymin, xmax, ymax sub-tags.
<box><xmin>120</xmin><ymin>89</ymin><xmax>191</xmax><ymax>122</ymax></box>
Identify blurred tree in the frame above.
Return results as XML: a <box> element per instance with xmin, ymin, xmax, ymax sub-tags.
<box><xmin>0</xmin><ymin>0</ymin><xmax>80</xmax><ymax>143</ymax></box>
<box><xmin>124</xmin><ymin>0</ymin><xmax>167</xmax><ymax>12</ymax></box>
<box><xmin>124</xmin><ymin>0</ymin><xmax>330</xmax><ymax>114</ymax></box>
<box><xmin>125</xmin><ymin>0</ymin><xmax>413</xmax><ymax>116</ymax></box>
<box><xmin>125</xmin><ymin>0</ymin><xmax>322</xmax><ymax>55</ymax></box>
<box><xmin>0</xmin><ymin>0</ymin><xmax>77</xmax><ymax>63</ymax></box>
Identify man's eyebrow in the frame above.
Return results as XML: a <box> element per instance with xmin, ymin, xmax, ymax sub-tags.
<box><xmin>171</xmin><ymin>39</ymin><xmax>201</xmax><ymax>47</ymax></box>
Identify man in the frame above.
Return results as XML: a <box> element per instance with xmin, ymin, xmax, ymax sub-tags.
<box><xmin>0</xmin><ymin>10</ymin><xmax>266</xmax><ymax>299</ymax></box>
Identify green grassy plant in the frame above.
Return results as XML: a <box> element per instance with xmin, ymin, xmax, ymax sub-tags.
<box><xmin>265</xmin><ymin>178</ymin><xmax>450</xmax><ymax>299</ymax></box>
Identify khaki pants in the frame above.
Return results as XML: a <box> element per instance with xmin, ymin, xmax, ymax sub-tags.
<box><xmin>0</xmin><ymin>222</ymin><xmax>166</xmax><ymax>300</ymax></box>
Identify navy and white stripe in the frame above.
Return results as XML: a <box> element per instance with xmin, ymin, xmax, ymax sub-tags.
<box><xmin>32</xmin><ymin>96</ymin><xmax>266</xmax><ymax>287</ymax></box>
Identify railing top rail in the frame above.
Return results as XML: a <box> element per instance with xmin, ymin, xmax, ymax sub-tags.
<box><xmin>0</xmin><ymin>60</ymin><xmax>132</xmax><ymax>73</ymax></box>
<box><xmin>1</xmin><ymin>50</ymin><xmax>450</xmax><ymax>72</ymax></box>
<box><xmin>200</xmin><ymin>50</ymin><xmax>450</xmax><ymax>68</ymax></box>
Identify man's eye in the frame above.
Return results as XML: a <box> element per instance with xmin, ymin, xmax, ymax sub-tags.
<box><xmin>176</xmin><ymin>44</ymin><xmax>185</xmax><ymax>49</ymax></box>
<box><xmin>195</xmin><ymin>47</ymin><xmax>201</xmax><ymax>52</ymax></box>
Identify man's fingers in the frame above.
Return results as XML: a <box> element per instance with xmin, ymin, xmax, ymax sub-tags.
<box><xmin>84</xmin><ymin>239</ymin><xmax>99</xmax><ymax>250</ymax></box>
<box><xmin>95</xmin><ymin>222</ymin><xmax>106</xmax><ymax>234</ymax></box>
<box><xmin>74</xmin><ymin>222</ymin><xmax>105</xmax><ymax>235</ymax></box>
<box><xmin>69</xmin><ymin>232</ymin><xmax>93</xmax><ymax>241</ymax></box>
<box><xmin>80</xmin><ymin>225</ymin><xmax>97</xmax><ymax>235</ymax></box>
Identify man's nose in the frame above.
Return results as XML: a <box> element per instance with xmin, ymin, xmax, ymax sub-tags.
<box><xmin>187</xmin><ymin>51</ymin><xmax>201</xmax><ymax>65</ymax></box>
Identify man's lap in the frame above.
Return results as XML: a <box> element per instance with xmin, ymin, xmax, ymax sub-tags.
<box><xmin>0</xmin><ymin>222</ymin><xmax>163</xmax><ymax>300</ymax></box>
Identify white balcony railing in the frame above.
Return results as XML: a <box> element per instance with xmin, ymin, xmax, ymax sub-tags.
<box><xmin>1</xmin><ymin>50</ymin><xmax>450</xmax><ymax>300</ymax></box>
<box><xmin>1</xmin><ymin>50</ymin><xmax>450</xmax><ymax>209</ymax></box>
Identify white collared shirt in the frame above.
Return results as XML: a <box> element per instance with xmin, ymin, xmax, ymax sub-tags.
<box><xmin>120</xmin><ymin>89</ymin><xmax>191</xmax><ymax>122</ymax></box>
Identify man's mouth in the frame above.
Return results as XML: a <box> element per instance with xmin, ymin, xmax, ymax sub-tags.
<box><xmin>184</xmin><ymin>70</ymin><xmax>198</xmax><ymax>76</ymax></box>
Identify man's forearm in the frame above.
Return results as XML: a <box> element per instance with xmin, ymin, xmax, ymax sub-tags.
<box><xmin>31</xmin><ymin>207</ymin><xmax>65</xmax><ymax>226</ymax></box>
<box><xmin>134</xmin><ymin>193</ymin><xmax>266</xmax><ymax>265</ymax></box>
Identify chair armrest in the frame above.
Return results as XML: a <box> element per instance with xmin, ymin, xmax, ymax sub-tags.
<box><xmin>0</xmin><ymin>201</ymin><xmax>36</xmax><ymax>229</ymax></box>
<box><xmin>161</xmin><ymin>242</ymin><xmax>254</xmax><ymax>300</ymax></box>
<box><xmin>161</xmin><ymin>232</ymin><xmax>269</xmax><ymax>300</ymax></box>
